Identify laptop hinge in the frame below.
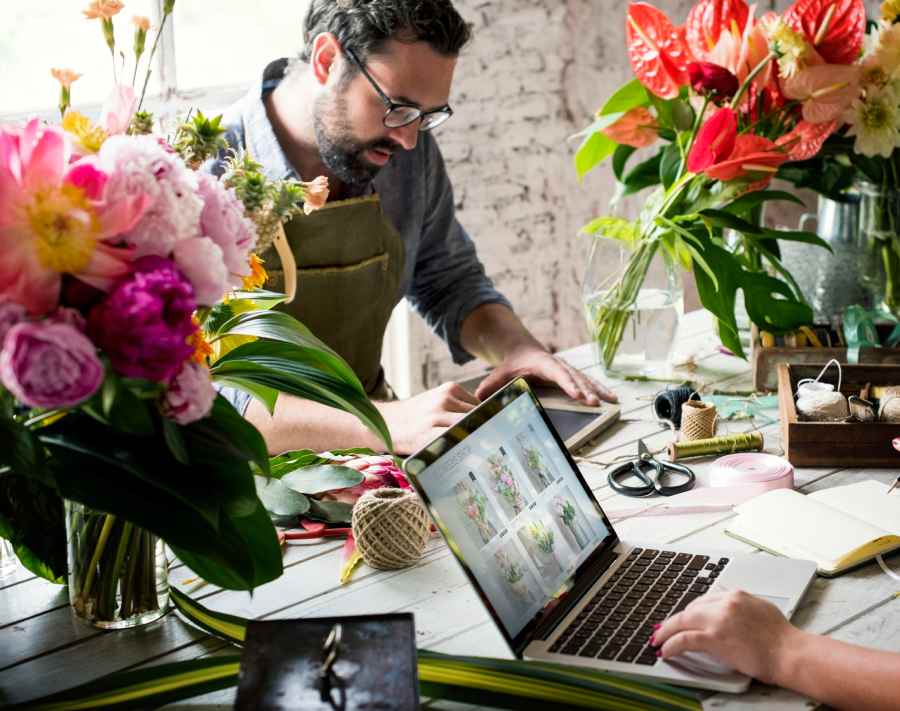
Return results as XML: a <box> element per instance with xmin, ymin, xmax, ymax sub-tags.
<box><xmin>532</xmin><ymin>543</ymin><xmax>623</xmax><ymax>642</ymax></box>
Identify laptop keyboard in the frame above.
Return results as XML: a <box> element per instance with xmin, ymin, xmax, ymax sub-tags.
<box><xmin>548</xmin><ymin>547</ymin><xmax>730</xmax><ymax>666</ymax></box>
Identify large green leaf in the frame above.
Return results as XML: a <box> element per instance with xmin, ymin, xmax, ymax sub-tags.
<box><xmin>697</xmin><ymin>209</ymin><xmax>762</xmax><ymax>234</ymax></box>
<box><xmin>621</xmin><ymin>151</ymin><xmax>663</xmax><ymax>196</ymax></box>
<box><xmin>306</xmin><ymin>498</ymin><xmax>355</xmax><ymax>523</ymax></box>
<box><xmin>612</xmin><ymin>144</ymin><xmax>636</xmax><ymax>182</ymax></box>
<box><xmin>0</xmin><ymin>475</ymin><xmax>66</xmax><ymax>583</ymax></box>
<box><xmin>758</xmin><ymin>228</ymin><xmax>832</xmax><ymax>252</ymax></box>
<box><xmin>212</xmin><ymin>341</ymin><xmax>392</xmax><ymax>450</ymax></box>
<box><xmin>268</xmin><ymin>447</ymin><xmax>377</xmax><ymax>478</ymax></box>
<box><xmin>575</xmin><ymin>130</ymin><xmax>618</xmax><ymax>180</ymax></box>
<box><xmin>282</xmin><ymin>465</ymin><xmax>363</xmax><ymax>494</ymax></box>
<box><xmin>254</xmin><ymin>476</ymin><xmax>310</xmax><ymax>517</ymax></box>
<box><xmin>720</xmin><ymin>190</ymin><xmax>805</xmax><ymax>217</ymax></box>
<box><xmin>598</xmin><ymin>78</ymin><xmax>649</xmax><ymax>116</ymax></box>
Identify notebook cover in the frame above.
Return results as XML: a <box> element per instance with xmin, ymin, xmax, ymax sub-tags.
<box><xmin>234</xmin><ymin>613</ymin><xmax>420</xmax><ymax>710</ymax></box>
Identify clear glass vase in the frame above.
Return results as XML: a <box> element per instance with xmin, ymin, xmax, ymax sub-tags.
<box><xmin>856</xmin><ymin>180</ymin><xmax>900</xmax><ymax>315</ymax></box>
<box><xmin>0</xmin><ymin>538</ymin><xmax>21</xmax><ymax>578</ymax></box>
<box><xmin>66</xmin><ymin>501</ymin><xmax>169</xmax><ymax>629</ymax></box>
<box><xmin>582</xmin><ymin>239</ymin><xmax>683</xmax><ymax>377</ymax></box>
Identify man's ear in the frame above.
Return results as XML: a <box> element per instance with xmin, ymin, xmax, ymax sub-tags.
<box><xmin>309</xmin><ymin>32</ymin><xmax>341</xmax><ymax>86</ymax></box>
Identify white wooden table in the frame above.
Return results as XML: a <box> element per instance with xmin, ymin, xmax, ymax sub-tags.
<box><xmin>3</xmin><ymin>312</ymin><xmax>899</xmax><ymax>710</ymax></box>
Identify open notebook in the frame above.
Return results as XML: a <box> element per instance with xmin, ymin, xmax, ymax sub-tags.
<box><xmin>726</xmin><ymin>480</ymin><xmax>900</xmax><ymax>577</ymax></box>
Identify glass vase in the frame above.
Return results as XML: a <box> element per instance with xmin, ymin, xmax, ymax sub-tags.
<box><xmin>0</xmin><ymin>538</ymin><xmax>20</xmax><ymax>578</ymax></box>
<box><xmin>856</xmin><ymin>180</ymin><xmax>900</xmax><ymax>315</ymax></box>
<box><xmin>582</xmin><ymin>239</ymin><xmax>683</xmax><ymax>377</ymax></box>
<box><xmin>66</xmin><ymin>501</ymin><xmax>169</xmax><ymax>629</ymax></box>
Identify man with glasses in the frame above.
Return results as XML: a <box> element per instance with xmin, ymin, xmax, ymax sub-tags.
<box><xmin>214</xmin><ymin>0</ymin><xmax>615</xmax><ymax>455</ymax></box>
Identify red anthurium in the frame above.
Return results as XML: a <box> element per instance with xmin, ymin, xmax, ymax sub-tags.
<box><xmin>783</xmin><ymin>0</ymin><xmax>866</xmax><ymax>66</ymax></box>
<box><xmin>626</xmin><ymin>3</ymin><xmax>692</xmax><ymax>99</ymax></box>
<box><xmin>704</xmin><ymin>134</ymin><xmax>789</xmax><ymax>186</ymax></box>
<box><xmin>689</xmin><ymin>61</ymin><xmax>740</xmax><ymax>101</ymax></box>
<box><xmin>775</xmin><ymin>119</ymin><xmax>838</xmax><ymax>161</ymax></box>
<box><xmin>685</xmin><ymin>0</ymin><xmax>750</xmax><ymax>61</ymax></box>
<box><xmin>687</xmin><ymin>107</ymin><xmax>738</xmax><ymax>172</ymax></box>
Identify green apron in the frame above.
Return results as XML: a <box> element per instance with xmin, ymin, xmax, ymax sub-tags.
<box><xmin>260</xmin><ymin>194</ymin><xmax>405</xmax><ymax>399</ymax></box>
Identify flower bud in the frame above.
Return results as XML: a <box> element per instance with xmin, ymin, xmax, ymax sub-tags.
<box><xmin>688</xmin><ymin>62</ymin><xmax>739</xmax><ymax>102</ymax></box>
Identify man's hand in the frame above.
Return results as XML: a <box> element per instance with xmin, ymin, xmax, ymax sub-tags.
<box><xmin>474</xmin><ymin>345</ymin><xmax>617</xmax><ymax>405</ymax></box>
<box><xmin>378</xmin><ymin>382</ymin><xmax>480</xmax><ymax>455</ymax></box>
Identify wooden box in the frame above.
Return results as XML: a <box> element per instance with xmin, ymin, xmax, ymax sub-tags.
<box><xmin>753</xmin><ymin>326</ymin><xmax>900</xmax><ymax>392</ymax></box>
<box><xmin>778</xmin><ymin>363</ymin><xmax>900</xmax><ymax>468</ymax></box>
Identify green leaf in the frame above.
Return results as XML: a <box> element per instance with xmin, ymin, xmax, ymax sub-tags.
<box><xmin>0</xmin><ymin>475</ymin><xmax>66</xmax><ymax>583</ymax></box>
<box><xmin>306</xmin><ymin>498</ymin><xmax>355</xmax><ymax>523</ymax></box>
<box><xmin>697</xmin><ymin>208</ymin><xmax>762</xmax><ymax>234</ymax></box>
<box><xmin>759</xmin><ymin>228</ymin><xmax>832</xmax><ymax>252</ymax></box>
<box><xmin>282</xmin><ymin>464</ymin><xmax>364</xmax><ymax>494</ymax></box>
<box><xmin>187</xmin><ymin>396</ymin><xmax>271</xmax><ymax>478</ymax></box>
<box><xmin>621</xmin><ymin>151</ymin><xmax>663</xmax><ymax>196</ymax></box>
<box><xmin>720</xmin><ymin>190</ymin><xmax>805</xmax><ymax>216</ymax></box>
<box><xmin>579</xmin><ymin>216</ymin><xmax>638</xmax><ymax>246</ymax></box>
<box><xmin>659</xmin><ymin>141</ymin><xmax>682</xmax><ymax>191</ymax></box>
<box><xmin>162</xmin><ymin>418</ymin><xmax>190</xmax><ymax>465</ymax></box>
<box><xmin>254</xmin><ymin>476</ymin><xmax>310</xmax><ymax>517</ymax></box>
<box><xmin>612</xmin><ymin>144</ymin><xmax>636</xmax><ymax>182</ymax></box>
<box><xmin>648</xmin><ymin>93</ymin><xmax>674</xmax><ymax>130</ymax></box>
<box><xmin>575</xmin><ymin>130</ymin><xmax>618</xmax><ymax>179</ymax></box>
<box><xmin>0</xmin><ymin>415</ymin><xmax>43</xmax><ymax>479</ymax></box>
<box><xmin>598</xmin><ymin>78</ymin><xmax>649</xmax><ymax>116</ymax></box>
<box><xmin>213</xmin><ymin>375</ymin><xmax>279</xmax><ymax>415</ymax></box>
<box><xmin>212</xmin><ymin>341</ymin><xmax>392</xmax><ymax>450</ymax></box>
<box><xmin>671</xmin><ymin>99</ymin><xmax>694</xmax><ymax>131</ymax></box>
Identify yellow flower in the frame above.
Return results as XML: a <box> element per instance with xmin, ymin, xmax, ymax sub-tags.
<box><xmin>762</xmin><ymin>16</ymin><xmax>813</xmax><ymax>78</ymax></box>
<box><xmin>883</xmin><ymin>0</ymin><xmax>900</xmax><ymax>23</ymax></box>
<box><xmin>26</xmin><ymin>184</ymin><xmax>100</xmax><ymax>274</ymax></box>
<box><xmin>241</xmin><ymin>254</ymin><xmax>268</xmax><ymax>290</ymax></box>
<box><xmin>61</xmin><ymin>111</ymin><xmax>109</xmax><ymax>154</ymax></box>
<box><xmin>51</xmin><ymin>68</ymin><xmax>82</xmax><ymax>89</ymax></box>
<box><xmin>83</xmin><ymin>0</ymin><xmax>124</xmax><ymax>20</ymax></box>
<box><xmin>301</xmin><ymin>175</ymin><xmax>329</xmax><ymax>215</ymax></box>
<box><xmin>131</xmin><ymin>15</ymin><xmax>150</xmax><ymax>31</ymax></box>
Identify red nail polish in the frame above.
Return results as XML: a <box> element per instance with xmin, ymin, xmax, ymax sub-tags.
<box><xmin>652</xmin><ymin>623</ymin><xmax>661</xmax><ymax>630</ymax></box>
<box><xmin>656</xmin><ymin>649</ymin><xmax>663</xmax><ymax>657</ymax></box>
<box><xmin>649</xmin><ymin>634</ymin><xmax>656</xmax><ymax>646</ymax></box>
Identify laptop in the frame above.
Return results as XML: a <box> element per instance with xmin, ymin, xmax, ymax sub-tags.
<box><xmin>403</xmin><ymin>378</ymin><xmax>816</xmax><ymax>693</ymax></box>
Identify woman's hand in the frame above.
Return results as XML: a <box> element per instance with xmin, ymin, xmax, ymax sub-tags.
<box><xmin>651</xmin><ymin>590</ymin><xmax>803</xmax><ymax>684</ymax></box>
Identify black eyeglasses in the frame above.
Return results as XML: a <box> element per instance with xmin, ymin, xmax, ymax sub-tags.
<box><xmin>344</xmin><ymin>47</ymin><xmax>453</xmax><ymax>132</ymax></box>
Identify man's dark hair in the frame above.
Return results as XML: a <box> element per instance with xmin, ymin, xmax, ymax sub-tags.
<box><xmin>298</xmin><ymin>0</ymin><xmax>472</xmax><ymax>65</ymax></box>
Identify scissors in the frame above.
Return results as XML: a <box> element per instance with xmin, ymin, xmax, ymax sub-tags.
<box><xmin>607</xmin><ymin>439</ymin><xmax>695</xmax><ymax>497</ymax></box>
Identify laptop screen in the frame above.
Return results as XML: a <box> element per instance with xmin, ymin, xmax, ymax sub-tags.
<box><xmin>404</xmin><ymin>379</ymin><xmax>615</xmax><ymax>652</ymax></box>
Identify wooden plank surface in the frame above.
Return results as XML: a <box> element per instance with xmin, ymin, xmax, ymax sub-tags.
<box><xmin>1</xmin><ymin>311</ymin><xmax>898</xmax><ymax>711</ymax></box>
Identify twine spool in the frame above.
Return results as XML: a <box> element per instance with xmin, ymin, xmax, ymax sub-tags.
<box><xmin>796</xmin><ymin>391</ymin><xmax>849</xmax><ymax>421</ymax></box>
<box><xmin>352</xmin><ymin>488</ymin><xmax>430</xmax><ymax>570</ymax></box>
<box><xmin>879</xmin><ymin>392</ymin><xmax>900</xmax><ymax>423</ymax></box>
<box><xmin>680</xmin><ymin>400</ymin><xmax>717</xmax><ymax>441</ymax></box>
<box><xmin>667</xmin><ymin>431</ymin><xmax>764</xmax><ymax>461</ymax></box>
<box><xmin>653</xmin><ymin>386</ymin><xmax>700</xmax><ymax>428</ymax></box>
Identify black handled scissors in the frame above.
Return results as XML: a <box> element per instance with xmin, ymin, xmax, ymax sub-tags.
<box><xmin>607</xmin><ymin>439</ymin><xmax>695</xmax><ymax>497</ymax></box>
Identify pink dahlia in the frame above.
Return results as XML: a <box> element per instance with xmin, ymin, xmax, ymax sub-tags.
<box><xmin>88</xmin><ymin>256</ymin><xmax>196</xmax><ymax>382</ymax></box>
<box><xmin>162</xmin><ymin>360</ymin><xmax>215</xmax><ymax>424</ymax></box>
<box><xmin>99</xmin><ymin>135</ymin><xmax>203</xmax><ymax>258</ymax></box>
<box><xmin>196</xmin><ymin>174</ymin><xmax>257</xmax><ymax>287</ymax></box>
<box><xmin>0</xmin><ymin>321</ymin><xmax>103</xmax><ymax>408</ymax></box>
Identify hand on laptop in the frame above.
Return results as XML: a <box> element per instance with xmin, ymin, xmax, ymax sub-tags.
<box><xmin>474</xmin><ymin>346</ymin><xmax>617</xmax><ymax>406</ymax></box>
<box><xmin>378</xmin><ymin>382</ymin><xmax>479</xmax><ymax>455</ymax></box>
<box><xmin>651</xmin><ymin>590</ymin><xmax>800</xmax><ymax>684</ymax></box>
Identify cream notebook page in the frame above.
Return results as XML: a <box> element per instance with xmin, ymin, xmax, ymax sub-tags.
<box><xmin>727</xmin><ymin>481</ymin><xmax>900</xmax><ymax>573</ymax></box>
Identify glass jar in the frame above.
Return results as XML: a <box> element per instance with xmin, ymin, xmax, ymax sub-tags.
<box><xmin>856</xmin><ymin>180</ymin><xmax>900</xmax><ymax>315</ymax></box>
<box><xmin>582</xmin><ymin>239</ymin><xmax>683</xmax><ymax>377</ymax></box>
<box><xmin>66</xmin><ymin>501</ymin><xmax>169</xmax><ymax>629</ymax></box>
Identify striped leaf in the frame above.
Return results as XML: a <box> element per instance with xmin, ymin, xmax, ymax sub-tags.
<box><xmin>16</xmin><ymin>589</ymin><xmax>701</xmax><ymax>710</ymax></box>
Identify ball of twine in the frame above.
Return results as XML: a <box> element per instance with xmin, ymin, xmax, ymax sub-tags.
<box><xmin>796</xmin><ymin>391</ymin><xmax>849</xmax><ymax>421</ymax></box>
<box><xmin>680</xmin><ymin>400</ymin><xmax>717</xmax><ymax>441</ymax></box>
<box><xmin>352</xmin><ymin>488</ymin><xmax>430</xmax><ymax>570</ymax></box>
<box><xmin>879</xmin><ymin>389</ymin><xmax>900</xmax><ymax>423</ymax></box>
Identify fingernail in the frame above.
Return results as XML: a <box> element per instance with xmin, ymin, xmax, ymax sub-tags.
<box><xmin>649</xmin><ymin>634</ymin><xmax>656</xmax><ymax>646</ymax></box>
<box><xmin>652</xmin><ymin>623</ymin><xmax>661</xmax><ymax>630</ymax></box>
<box><xmin>656</xmin><ymin>649</ymin><xmax>663</xmax><ymax>657</ymax></box>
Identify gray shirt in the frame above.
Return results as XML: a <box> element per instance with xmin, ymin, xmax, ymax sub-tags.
<box><xmin>213</xmin><ymin>60</ymin><xmax>510</xmax><ymax>412</ymax></box>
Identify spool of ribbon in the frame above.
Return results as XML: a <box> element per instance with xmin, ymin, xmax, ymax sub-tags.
<box><xmin>667</xmin><ymin>431</ymin><xmax>764</xmax><ymax>461</ymax></box>
<box><xmin>653</xmin><ymin>386</ymin><xmax>700</xmax><ymax>428</ymax></box>
<box><xmin>605</xmin><ymin>452</ymin><xmax>794</xmax><ymax>520</ymax></box>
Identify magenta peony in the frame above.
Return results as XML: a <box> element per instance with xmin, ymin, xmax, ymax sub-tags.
<box><xmin>173</xmin><ymin>236</ymin><xmax>229</xmax><ymax>306</ymax></box>
<box><xmin>196</xmin><ymin>174</ymin><xmax>258</xmax><ymax>286</ymax></box>
<box><xmin>0</xmin><ymin>299</ymin><xmax>28</xmax><ymax>345</ymax></box>
<box><xmin>88</xmin><ymin>256</ymin><xmax>196</xmax><ymax>382</ymax></box>
<box><xmin>0</xmin><ymin>321</ymin><xmax>103</xmax><ymax>408</ymax></box>
<box><xmin>319</xmin><ymin>454</ymin><xmax>411</xmax><ymax>505</ymax></box>
<box><xmin>99</xmin><ymin>135</ymin><xmax>203</xmax><ymax>258</ymax></box>
<box><xmin>162</xmin><ymin>360</ymin><xmax>215</xmax><ymax>424</ymax></box>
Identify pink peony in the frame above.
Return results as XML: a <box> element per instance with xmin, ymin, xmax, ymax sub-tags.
<box><xmin>319</xmin><ymin>454</ymin><xmax>411</xmax><ymax>505</ymax></box>
<box><xmin>88</xmin><ymin>256</ymin><xmax>196</xmax><ymax>382</ymax></box>
<box><xmin>48</xmin><ymin>307</ymin><xmax>87</xmax><ymax>332</ymax></box>
<box><xmin>0</xmin><ymin>299</ymin><xmax>28</xmax><ymax>345</ymax></box>
<box><xmin>162</xmin><ymin>360</ymin><xmax>215</xmax><ymax>424</ymax></box>
<box><xmin>195</xmin><ymin>174</ymin><xmax>257</xmax><ymax>286</ymax></box>
<box><xmin>99</xmin><ymin>135</ymin><xmax>203</xmax><ymax>258</ymax></box>
<box><xmin>173</xmin><ymin>236</ymin><xmax>229</xmax><ymax>306</ymax></box>
<box><xmin>0</xmin><ymin>321</ymin><xmax>103</xmax><ymax>408</ymax></box>
<box><xmin>0</xmin><ymin>120</ymin><xmax>145</xmax><ymax>316</ymax></box>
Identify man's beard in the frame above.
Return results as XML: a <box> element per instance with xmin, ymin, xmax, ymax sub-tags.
<box><xmin>313</xmin><ymin>91</ymin><xmax>402</xmax><ymax>192</ymax></box>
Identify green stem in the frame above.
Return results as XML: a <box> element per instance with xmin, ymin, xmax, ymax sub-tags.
<box><xmin>119</xmin><ymin>528</ymin><xmax>143</xmax><ymax>619</ymax></box>
<box><xmin>107</xmin><ymin>522</ymin><xmax>133</xmax><ymax>619</ymax></box>
<box><xmin>80</xmin><ymin>514</ymin><xmax>117</xmax><ymax>600</ymax></box>
<box><xmin>96</xmin><ymin>519</ymin><xmax>122</xmax><ymax>620</ymax></box>
<box><xmin>137</xmin><ymin>11</ymin><xmax>170</xmax><ymax>113</ymax></box>
<box><xmin>679</xmin><ymin>95</ymin><xmax>710</xmax><ymax>181</ymax></box>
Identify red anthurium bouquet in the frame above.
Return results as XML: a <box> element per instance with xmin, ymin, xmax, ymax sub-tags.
<box><xmin>576</xmin><ymin>0</ymin><xmax>866</xmax><ymax>365</ymax></box>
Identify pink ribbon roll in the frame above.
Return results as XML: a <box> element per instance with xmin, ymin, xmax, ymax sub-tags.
<box><xmin>605</xmin><ymin>453</ymin><xmax>794</xmax><ymax>521</ymax></box>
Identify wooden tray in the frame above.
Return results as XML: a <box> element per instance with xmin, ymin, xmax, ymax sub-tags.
<box><xmin>778</xmin><ymin>363</ymin><xmax>900</xmax><ymax>468</ymax></box>
<box><xmin>753</xmin><ymin>326</ymin><xmax>900</xmax><ymax>392</ymax></box>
